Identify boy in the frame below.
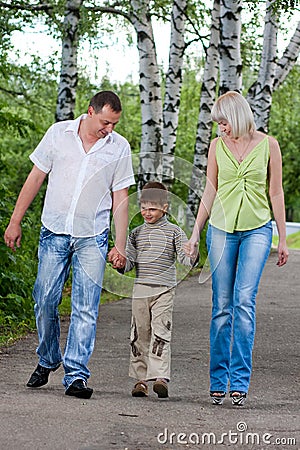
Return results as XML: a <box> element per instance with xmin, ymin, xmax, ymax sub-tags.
<box><xmin>123</xmin><ymin>181</ymin><xmax>198</xmax><ymax>398</ymax></box>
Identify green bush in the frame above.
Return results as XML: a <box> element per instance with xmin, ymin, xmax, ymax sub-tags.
<box><xmin>0</xmin><ymin>183</ymin><xmax>41</xmax><ymax>341</ymax></box>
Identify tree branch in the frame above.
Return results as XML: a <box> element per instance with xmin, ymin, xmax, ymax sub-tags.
<box><xmin>0</xmin><ymin>1</ymin><xmax>53</xmax><ymax>12</ymax></box>
<box><xmin>85</xmin><ymin>5</ymin><xmax>132</xmax><ymax>23</ymax></box>
<box><xmin>0</xmin><ymin>85</ymin><xmax>49</xmax><ymax>110</ymax></box>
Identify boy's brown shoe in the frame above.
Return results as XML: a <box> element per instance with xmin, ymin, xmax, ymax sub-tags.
<box><xmin>153</xmin><ymin>379</ymin><xmax>168</xmax><ymax>398</ymax></box>
<box><xmin>132</xmin><ymin>381</ymin><xmax>148</xmax><ymax>397</ymax></box>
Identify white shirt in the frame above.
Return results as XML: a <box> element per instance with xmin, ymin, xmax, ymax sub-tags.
<box><xmin>30</xmin><ymin>114</ymin><xmax>135</xmax><ymax>237</ymax></box>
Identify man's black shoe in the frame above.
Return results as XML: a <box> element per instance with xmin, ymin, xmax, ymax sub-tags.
<box><xmin>26</xmin><ymin>363</ymin><xmax>60</xmax><ymax>388</ymax></box>
<box><xmin>65</xmin><ymin>379</ymin><xmax>93</xmax><ymax>399</ymax></box>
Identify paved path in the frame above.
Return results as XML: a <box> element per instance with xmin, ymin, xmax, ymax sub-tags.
<box><xmin>0</xmin><ymin>250</ymin><xmax>299</xmax><ymax>450</ymax></box>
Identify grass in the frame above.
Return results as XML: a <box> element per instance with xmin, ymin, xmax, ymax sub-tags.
<box><xmin>0</xmin><ymin>289</ymin><xmax>122</xmax><ymax>348</ymax></box>
<box><xmin>272</xmin><ymin>230</ymin><xmax>300</xmax><ymax>249</ymax></box>
<box><xmin>0</xmin><ymin>321</ymin><xmax>35</xmax><ymax>347</ymax></box>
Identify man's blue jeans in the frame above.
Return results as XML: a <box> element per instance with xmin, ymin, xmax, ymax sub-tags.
<box><xmin>32</xmin><ymin>226</ymin><xmax>108</xmax><ymax>389</ymax></box>
<box><xmin>206</xmin><ymin>221</ymin><xmax>272</xmax><ymax>394</ymax></box>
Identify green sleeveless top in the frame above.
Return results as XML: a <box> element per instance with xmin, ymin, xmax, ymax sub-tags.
<box><xmin>209</xmin><ymin>136</ymin><xmax>271</xmax><ymax>233</ymax></box>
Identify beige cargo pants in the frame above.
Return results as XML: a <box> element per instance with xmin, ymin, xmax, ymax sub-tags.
<box><xmin>129</xmin><ymin>283</ymin><xmax>175</xmax><ymax>381</ymax></box>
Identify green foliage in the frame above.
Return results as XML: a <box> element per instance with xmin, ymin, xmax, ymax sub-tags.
<box><xmin>240</xmin><ymin>5</ymin><xmax>263</xmax><ymax>72</ymax></box>
<box><xmin>0</xmin><ymin>184</ymin><xmax>41</xmax><ymax>339</ymax></box>
<box><xmin>176</xmin><ymin>64</ymin><xmax>201</xmax><ymax>164</ymax></box>
<box><xmin>172</xmin><ymin>64</ymin><xmax>201</xmax><ymax>202</ymax></box>
<box><xmin>269</xmin><ymin>64</ymin><xmax>300</xmax><ymax>221</ymax></box>
<box><xmin>245</xmin><ymin>0</ymin><xmax>299</xmax><ymax>14</ymax></box>
<box><xmin>118</xmin><ymin>82</ymin><xmax>142</xmax><ymax>153</ymax></box>
<box><xmin>268</xmin><ymin>0</ymin><xmax>299</xmax><ymax>14</ymax></box>
<box><xmin>0</xmin><ymin>55</ymin><xmax>58</xmax><ymax>343</ymax></box>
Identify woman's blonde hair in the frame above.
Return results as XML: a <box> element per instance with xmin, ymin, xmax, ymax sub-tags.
<box><xmin>211</xmin><ymin>91</ymin><xmax>256</xmax><ymax>138</ymax></box>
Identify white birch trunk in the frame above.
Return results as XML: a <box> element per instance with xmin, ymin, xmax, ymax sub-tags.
<box><xmin>219</xmin><ymin>0</ymin><xmax>242</xmax><ymax>93</ymax></box>
<box><xmin>246</xmin><ymin>0</ymin><xmax>279</xmax><ymax>132</ymax></box>
<box><xmin>55</xmin><ymin>0</ymin><xmax>83</xmax><ymax>122</ymax></box>
<box><xmin>130</xmin><ymin>0</ymin><xmax>163</xmax><ymax>189</ymax></box>
<box><xmin>162</xmin><ymin>0</ymin><xmax>187</xmax><ymax>186</ymax></box>
<box><xmin>186</xmin><ymin>0</ymin><xmax>220</xmax><ymax>230</ymax></box>
<box><xmin>273</xmin><ymin>20</ymin><xmax>300</xmax><ymax>90</ymax></box>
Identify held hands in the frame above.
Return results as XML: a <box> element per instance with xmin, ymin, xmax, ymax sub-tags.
<box><xmin>107</xmin><ymin>246</ymin><xmax>126</xmax><ymax>269</ymax></box>
<box><xmin>184</xmin><ymin>238</ymin><xmax>199</xmax><ymax>261</ymax></box>
<box><xmin>4</xmin><ymin>222</ymin><xmax>22</xmax><ymax>252</ymax></box>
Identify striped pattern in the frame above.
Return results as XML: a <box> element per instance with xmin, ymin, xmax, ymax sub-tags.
<box><xmin>125</xmin><ymin>215</ymin><xmax>192</xmax><ymax>287</ymax></box>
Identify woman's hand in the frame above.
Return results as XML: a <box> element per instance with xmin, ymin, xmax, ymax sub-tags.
<box><xmin>184</xmin><ymin>238</ymin><xmax>199</xmax><ymax>259</ymax></box>
<box><xmin>276</xmin><ymin>241</ymin><xmax>289</xmax><ymax>267</ymax></box>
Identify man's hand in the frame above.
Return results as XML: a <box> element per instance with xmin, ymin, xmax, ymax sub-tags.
<box><xmin>108</xmin><ymin>246</ymin><xmax>126</xmax><ymax>269</ymax></box>
<box><xmin>3</xmin><ymin>165</ymin><xmax>47</xmax><ymax>252</ymax></box>
<box><xmin>4</xmin><ymin>222</ymin><xmax>22</xmax><ymax>252</ymax></box>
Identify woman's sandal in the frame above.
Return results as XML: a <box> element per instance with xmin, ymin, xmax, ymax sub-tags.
<box><xmin>210</xmin><ymin>391</ymin><xmax>226</xmax><ymax>405</ymax></box>
<box><xmin>230</xmin><ymin>391</ymin><xmax>247</xmax><ymax>406</ymax></box>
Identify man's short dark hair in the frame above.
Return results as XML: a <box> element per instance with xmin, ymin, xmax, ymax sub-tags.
<box><xmin>89</xmin><ymin>91</ymin><xmax>122</xmax><ymax>113</ymax></box>
<box><xmin>140</xmin><ymin>181</ymin><xmax>168</xmax><ymax>205</ymax></box>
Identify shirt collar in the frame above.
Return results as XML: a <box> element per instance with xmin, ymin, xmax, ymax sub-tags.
<box><xmin>65</xmin><ymin>114</ymin><xmax>114</xmax><ymax>144</ymax></box>
<box><xmin>144</xmin><ymin>215</ymin><xmax>168</xmax><ymax>227</ymax></box>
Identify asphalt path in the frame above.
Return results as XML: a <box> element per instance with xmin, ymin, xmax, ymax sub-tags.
<box><xmin>0</xmin><ymin>249</ymin><xmax>299</xmax><ymax>450</ymax></box>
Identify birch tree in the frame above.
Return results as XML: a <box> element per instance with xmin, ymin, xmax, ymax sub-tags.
<box><xmin>162</xmin><ymin>0</ymin><xmax>187</xmax><ymax>186</ymax></box>
<box><xmin>219</xmin><ymin>0</ymin><xmax>242</xmax><ymax>93</ymax></box>
<box><xmin>86</xmin><ymin>1</ymin><xmax>165</xmax><ymax>188</ymax></box>
<box><xmin>91</xmin><ymin>0</ymin><xmax>191</xmax><ymax>189</ymax></box>
<box><xmin>273</xmin><ymin>20</ymin><xmax>300</xmax><ymax>90</ymax></box>
<box><xmin>130</xmin><ymin>0</ymin><xmax>163</xmax><ymax>188</ymax></box>
<box><xmin>55</xmin><ymin>0</ymin><xmax>83</xmax><ymax>122</ymax></box>
<box><xmin>186</xmin><ymin>0</ymin><xmax>220</xmax><ymax>229</ymax></box>
<box><xmin>247</xmin><ymin>1</ymin><xmax>300</xmax><ymax>132</ymax></box>
<box><xmin>246</xmin><ymin>0</ymin><xmax>279</xmax><ymax>131</ymax></box>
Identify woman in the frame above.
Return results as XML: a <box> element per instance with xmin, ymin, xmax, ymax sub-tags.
<box><xmin>186</xmin><ymin>91</ymin><xmax>289</xmax><ymax>406</ymax></box>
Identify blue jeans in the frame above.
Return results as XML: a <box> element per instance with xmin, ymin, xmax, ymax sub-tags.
<box><xmin>33</xmin><ymin>226</ymin><xmax>108</xmax><ymax>389</ymax></box>
<box><xmin>206</xmin><ymin>221</ymin><xmax>272</xmax><ymax>394</ymax></box>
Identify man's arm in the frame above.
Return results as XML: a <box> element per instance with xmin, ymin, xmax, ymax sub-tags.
<box><xmin>107</xmin><ymin>187</ymin><xmax>129</xmax><ymax>268</ymax></box>
<box><xmin>4</xmin><ymin>165</ymin><xmax>47</xmax><ymax>251</ymax></box>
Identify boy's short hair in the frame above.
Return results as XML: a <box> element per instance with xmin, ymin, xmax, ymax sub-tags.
<box><xmin>140</xmin><ymin>181</ymin><xmax>168</xmax><ymax>205</ymax></box>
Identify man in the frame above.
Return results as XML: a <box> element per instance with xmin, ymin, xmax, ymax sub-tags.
<box><xmin>4</xmin><ymin>91</ymin><xmax>135</xmax><ymax>399</ymax></box>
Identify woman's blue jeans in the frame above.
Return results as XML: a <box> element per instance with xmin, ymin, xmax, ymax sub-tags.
<box><xmin>32</xmin><ymin>226</ymin><xmax>108</xmax><ymax>389</ymax></box>
<box><xmin>206</xmin><ymin>221</ymin><xmax>272</xmax><ymax>394</ymax></box>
